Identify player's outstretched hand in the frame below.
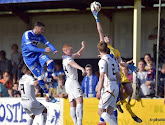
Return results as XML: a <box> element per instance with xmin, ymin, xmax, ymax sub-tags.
<box><xmin>96</xmin><ymin>91</ymin><xmax>101</xmax><ymax>100</ymax></box>
<box><xmin>127</xmin><ymin>63</ymin><xmax>138</xmax><ymax>73</ymax></box>
<box><xmin>45</xmin><ymin>47</ymin><xmax>51</xmax><ymax>52</ymax></box>
<box><xmin>53</xmin><ymin>50</ymin><xmax>58</xmax><ymax>54</ymax></box>
<box><xmin>81</xmin><ymin>68</ymin><xmax>86</xmax><ymax>76</ymax></box>
<box><xmin>81</xmin><ymin>41</ymin><xmax>85</xmax><ymax>48</ymax></box>
<box><xmin>92</xmin><ymin>11</ymin><xmax>99</xmax><ymax>20</ymax></box>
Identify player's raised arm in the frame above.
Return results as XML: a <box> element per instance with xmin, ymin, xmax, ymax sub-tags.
<box><xmin>92</xmin><ymin>11</ymin><xmax>104</xmax><ymax>42</ymax></box>
<box><xmin>41</xmin><ymin>35</ymin><xmax>58</xmax><ymax>54</ymax></box>
<box><xmin>73</xmin><ymin>41</ymin><xmax>85</xmax><ymax>58</ymax></box>
<box><xmin>69</xmin><ymin>61</ymin><xmax>86</xmax><ymax>76</ymax></box>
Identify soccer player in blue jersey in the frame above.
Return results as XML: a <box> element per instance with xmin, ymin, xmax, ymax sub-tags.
<box><xmin>21</xmin><ymin>21</ymin><xmax>58</xmax><ymax>102</ymax></box>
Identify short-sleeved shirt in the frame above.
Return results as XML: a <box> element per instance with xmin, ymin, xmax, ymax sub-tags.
<box><xmin>0</xmin><ymin>82</ymin><xmax>9</xmax><ymax>97</ymax></box>
<box><xmin>0</xmin><ymin>79</ymin><xmax>13</xmax><ymax>89</ymax></box>
<box><xmin>98</xmin><ymin>54</ymin><xmax>118</xmax><ymax>91</ymax></box>
<box><xmin>107</xmin><ymin>44</ymin><xmax>120</xmax><ymax>59</ymax></box>
<box><xmin>19</xmin><ymin>74</ymin><xmax>36</xmax><ymax>101</ymax></box>
<box><xmin>62</xmin><ymin>55</ymin><xmax>78</xmax><ymax>80</ymax></box>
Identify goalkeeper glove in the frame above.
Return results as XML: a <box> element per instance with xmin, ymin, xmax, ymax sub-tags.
<box><xmin>127</xmin><ymin>63</ymin><xmax>138</xmax><ymax>73</ymax></box>
<box><xmin>92</xmin><ymin>11</ymin><xmax>99</xmax><ymax>22</ymax></box>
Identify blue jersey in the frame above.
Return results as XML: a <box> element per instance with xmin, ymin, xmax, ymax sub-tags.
<box><xmin>22</xmin><ymin>30</ymin><xmax>56</xmax><ymax>58</ymax></box>
<box><xmin>22</xmin><ymin>30</ymin><xmax>47</xmax><ymax>57</ymax></box>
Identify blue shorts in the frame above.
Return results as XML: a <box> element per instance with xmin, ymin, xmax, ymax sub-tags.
<box><xmin>23</xmin><ymin>53</ymin><xmax>50</xmax><ymax>77</ymax></box>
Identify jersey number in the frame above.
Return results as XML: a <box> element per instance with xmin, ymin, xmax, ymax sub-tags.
<box><xmin>64</xmin><ymin>66</ymin><xmax>68</xmax><ymax>74</ymax></box>
<box><xmin>20</xmin><ymin>84</ymin><xmax>25</xmax><ymax>94</ymax></box>
<box><xmin>112</xmin><ymin>64</ymin><xmax>116</xmax><ymax>75</ymax></box>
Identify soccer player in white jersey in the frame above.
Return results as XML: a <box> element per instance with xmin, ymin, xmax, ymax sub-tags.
<box><xmin>19</xmin><ymin>65</ymin><xmax>47</xmax><ymax>125</ymax></box>
<box><xmin>62</xmin><ymin>41</ymin><xmax>86</xmax><ymax>125</ymax></box>
<box><xmin>96</xmin><ymin>42</ymin><xmax>119</xmax><ymax>125</ymax></box>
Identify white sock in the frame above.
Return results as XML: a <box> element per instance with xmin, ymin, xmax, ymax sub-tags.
<box><xmin>101</xmin><ymin>112</ymin><xmax>117</xmax><ymax>125</ymax></box>
<box><xmin>40</xmin><ymin>113</ymin><xmax>47</xmax><ymax>125</ymax></box>
<box><xmin>76</xmin><ymin>104</ymin><xmax>83</xmax><ymax>125</ymax></box>
<box><xmin>26</xmin><ymin>117</ymin><xmax>33</xmax><ymax>125</ymax></box>
<box><xmin>70</xmin><ymin>107</ymin><xmax>77</xmax><ymax>125</ymax></box>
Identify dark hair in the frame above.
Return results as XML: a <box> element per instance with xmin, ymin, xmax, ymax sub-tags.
<box><xmin>11</xmin><ymin>44</ymin><xmax>18</xmax><ymax>50</ymax></box>
<box><xmin>3</xmin><ymin>70</ymin><xmax>10</xmax><ymax>76</ymax></box>
<box><xmin>144</xmin><ymin>53</ymin><xmax>152</xmax><ymax>59</ymax></box>
<box><xmin>107</xmin><ymin>48</ymin><xmax>110</xmax><ymax>54</ymax></box>
<box><xmin>34</xmin><ymin>21</ymin><xmax>45</xmax><ymax>27</ymax></box>
<box><xmin>58</xmin><ymin>74</ymin><xmax>65</xmax><ymax>80</ymax></box>
<box><xmin>21</xmin><ymin>65</ymin><xmax>29</xmax><ymax>74</ymax></box>
<box><xmin>138</xmin><ymin>59</ymin><xmax>145</xmax><ymax>64</ymax></box>
<box><xmin>0</xmin><ymin>50</ymin><xmax>6</xmax><ymax>56</ymax></box>
<box><xmin>97</xmin><ymin>41</ymin><xmax>108</xmax><ymax>53</ymax></box>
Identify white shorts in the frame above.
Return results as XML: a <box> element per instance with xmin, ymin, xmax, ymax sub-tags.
<box><xmin>65</xmin><ymin>78</ymin><xmax>83</xmax><ymax>102</ymax></box>
<box><xmin>98</xmin><ymin>84</ymin><xmax>119</xmax><ymax>109</ymax></box>
<box><xmin>21</xmin><ymin>100</ymin><xmax>45</xmax><ymax>116</ymax></box>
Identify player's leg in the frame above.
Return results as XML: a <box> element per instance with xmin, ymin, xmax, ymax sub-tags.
<box><xmin>123</xmin><ymin>82</ymin><xmax>133</xmax><ymax>98</ymax></box>
<box><xmin>119</xmin><ymin>90</ymin><xmax>142</xmax><ymax>123</ymax></box>
<box><xmin>70</xmin><ymin>100</ymin><xmax>77</xmax><ymax>125</ymax></box>
<box><xmin>41</xmin><ymin>108</ymin><xmax>47</xmax><ymax>125</ymax></box>
<box><xmin>75</xmin><ymin>96</ymin><xmax>83</xmax><ymax>125</ymax></box>
<box><xmin>46</xmin><ymin>60</ymin><xmax>55</xmax><ymax>82</ymax></box>
<box><xmin>27</xmin><ymin>115</ymin><xmax>35</xmax><ymax>125</ymax></box>
<box><xmin>39</xmin><ymin>54</ymin><xmax>55</xmax><ymax>82</ymax></box>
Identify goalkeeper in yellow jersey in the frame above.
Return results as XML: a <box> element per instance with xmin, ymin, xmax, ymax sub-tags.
<box><xmin>92</xmin><ymin>11</ymin><xmax>142</xmax><ymax>124</ymax></box>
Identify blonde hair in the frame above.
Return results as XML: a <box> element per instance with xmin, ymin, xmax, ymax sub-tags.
<box><xmin>62</xmin><ymin>44</ymin><xmax>72</xmax><ymax>53</ymax></box>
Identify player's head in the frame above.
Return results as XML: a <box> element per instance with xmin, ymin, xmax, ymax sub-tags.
<box><xmin>85</xmin><ymin>64</ymin><xmax>92</xmax><ymax>76</ymax></box>
<box><xmin>58</xmin><ymin>74</ymin><xmax>65</xmax><ymax>86</ymax></box>
<box><xmin>33</xmin><ymin>21</ymin><xmax>45</xmax><ymax>35</ymax></box>
<box><xmin>97</xmin><ymin>41</ymin><xmax>108</xmax><ymax>54</ymax></box>
<box><xmin>22</xmin><ymin>65</ymin><xmax>31</xmax><ymax>75</ymax></box>
<box><xmin>104</xmin><ymin>34</ymin><xmax>112</xmax><ymax>44</ymax></box>
<box><xmin>62</xmin><ymin>44</ymin><xmax>73</xmax><ymax>56</ymax></box>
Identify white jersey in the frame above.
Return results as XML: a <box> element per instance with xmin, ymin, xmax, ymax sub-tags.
<box><xmin>98</xmin><ymin>54</ymin><xmax>118</xmax><ymax>91</ymax></box>
<box><xmin>62</xmin><ymin>55</ymin><xmax>78</xmax><ymax>80</ymax></box>
<box><xmin>19</xmin><ymin>74</ymin><xmax>36</xmax><ymax>101</ymax></box>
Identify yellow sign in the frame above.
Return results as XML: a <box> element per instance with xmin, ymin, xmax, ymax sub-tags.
<box><xmin>63</xmin><ymin>98</ymin><xmax>165</xmax><ymax>125</ymax></box>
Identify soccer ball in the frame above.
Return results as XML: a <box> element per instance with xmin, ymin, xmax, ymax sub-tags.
<box><xmin>90</xmin><ymin>1</ymin><xmax>101</xmax><ymax>13</ymax></box>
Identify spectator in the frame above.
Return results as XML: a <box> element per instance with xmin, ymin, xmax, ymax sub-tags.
<box><xmin>121</xmin><ymin>66</ymin><xmax>133</xmax><ymax>83</ymax></box>
<box><xmin>144</xmin><ymin>53</ymin><xmax>155</xmax><ymax>70</ymax></box>
<box><xmin>0</xmin><ymin>82</ymin><xmax>9</xmax><ymax>97</ymax></box>
<box><xmin>52</xmin><ymin>62</ymin><xmax>65</xmax><ymax>83</ymax></box>
<box><xmin>135</xmin><ymin>60</ymin><xmax>155</xmax><ymax>97</ymax></box>
<box><xmin>54</xmin><ymin>74</ymin><xmax>68</xmax><ymax>98</ymax></box>
<box><xmin>11</xmin><ymin>44</ymin><xmax>23</xmax><ymax>83</ymax></box>
<box><xmin>0</xmin><ymin>71</ymin><xmax>13</xmax><ymax>97</ymax></box>
<box><xmin>0</xmin><ymin>51</ymin><xmax>12</xmax><ymax>76</ymax></box>
<box><xmin>12</xmin><ymin>83</ymin><xmax>21</xmax><ymax>97</ymax></box>
<box><xmin>81</xmin><ymin>64</ymin><xmax>99</xmax><ymax>98</ymax></box>
<box><xmin>158</xmin><ymin>63</ymin><xmax>165</xmax><ymax>99</ymax></box>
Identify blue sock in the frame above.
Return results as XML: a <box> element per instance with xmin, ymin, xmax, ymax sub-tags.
<box><xmin>113</xmin><ymin>109</ymin><xmax>118</xmax><ymax>121</ymax></box>
<box><xmin>47</xmin><ymin>60</ymin><xmax>55</xmax><ymax>78</ymax></box>
<box><xmin>100</xmin><ymin>116</ymin><xmax>104</xmax><ymax>122</ymax></box>
<box><xmin>39</xmin><ymin>80</ymin><xmax>48</xmax><ymax>94</ymax></box>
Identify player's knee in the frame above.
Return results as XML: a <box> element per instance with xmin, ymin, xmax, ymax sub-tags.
<box><xmin>30</xmin><ymin>115</ymin><xmax>35</xmax><ymax>119</ymax></box>
<box><xmin>98</xmin><ymin>109</ymin><xmax>103</xmax><ymax>116</ymax></box>
<box><xmin>38</xmin><ymin>75</ymin><xmax>44</xmax><ymax>81</ymax></box>
<box><xmin>47</xmin><ymin>60</ymin><xmax>54</xmax><ymax>67</ymax></box>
